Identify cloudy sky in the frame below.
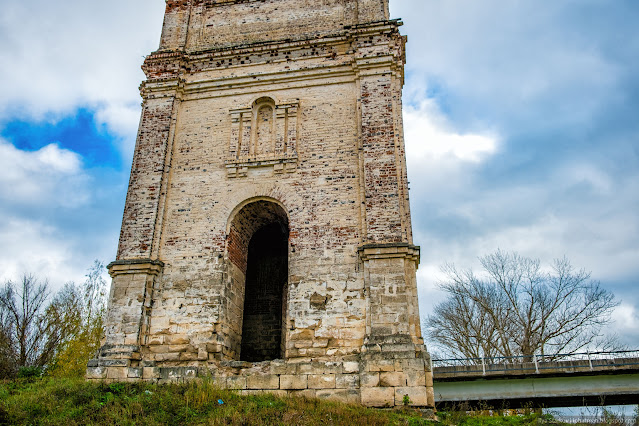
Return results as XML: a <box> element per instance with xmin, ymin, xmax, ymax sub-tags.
<box><xmin>1</xmin><ymin>0</ymin><xmax>637</xmax><ymax>348</ymax></box>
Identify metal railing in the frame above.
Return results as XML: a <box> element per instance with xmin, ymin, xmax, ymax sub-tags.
<box><xmin>432</xmin><ymin>349</ymin><xmax>639</xmax><ymax>375</ymax></box>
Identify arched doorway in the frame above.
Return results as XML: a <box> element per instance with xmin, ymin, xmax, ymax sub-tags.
<box><xmin>226</xmin><ymin>199</ymin><xmax>289</xmax><ymax>362</ymax></box>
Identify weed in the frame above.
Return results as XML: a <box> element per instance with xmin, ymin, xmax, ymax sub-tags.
<box><xmin>403</xmin><ymin>394</ymin><xmax>411</xmax><ymax>406</ymax></box>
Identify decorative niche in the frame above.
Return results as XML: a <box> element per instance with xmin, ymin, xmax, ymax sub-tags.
<box><xmin>225</xmin><ymin>97</ymin><xmax>299</xmax><ymax>178</ymax></box>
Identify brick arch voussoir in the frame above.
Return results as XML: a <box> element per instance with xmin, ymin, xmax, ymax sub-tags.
<box><xmin>226</xmin><ymin>194</ymin><xmax>289</xmax><ymax>274</ymax></box>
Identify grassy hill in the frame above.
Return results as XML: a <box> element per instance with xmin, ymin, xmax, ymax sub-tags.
<box><xmin>0</xmin><ymin>378</ymin><xmax>564</xmax><ymax>425</ymax></box>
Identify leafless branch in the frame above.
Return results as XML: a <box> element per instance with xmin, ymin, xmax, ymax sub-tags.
<box><xmin>426</xmin><ymin>251</ymin><xmax>620</xmax><ymax>359</ymax></box>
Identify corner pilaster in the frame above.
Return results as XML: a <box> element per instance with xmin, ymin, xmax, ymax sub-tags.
<box><xmin>358</xmin><ymin>243</ymin><xmax>434</xmax><ymax>408</ymax></box>
<box><xmin>359</xmin><ymin>243</ymin><xmax>421</xmax><ymax>339</ymax></box>
<box><xmin>87</xmin><ymin>259</ymin><xmax>164</xmax><ymax>381</ymax></box>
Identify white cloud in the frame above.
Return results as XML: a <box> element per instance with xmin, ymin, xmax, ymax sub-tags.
<box><xmin>0</xmin><ymin>216</ymin><xmax>83</xmax><ymax>286</ymax></box>
<box><xmin>413</xmin><ymin>167</ymin><xmax>639</xmax><ymax>276</ymax></box>
<box><xmin>414</xmin><ymin>167</ymin><xmax>639</xmax><ymax>347</ymax></box>
<box><xmin>32</xmin><ymin>144</ymin><xmax>82</xmax><ymax>174</ymax></box>
<box><xmin>0</xmin><ymin>0</ymin><xmax>159</xmax><ymax>292</ymax></box>
<box><xmin>402</xmin><ymin>95</ymin><xmax>500</xmax><ymax>203</ymax></box>
<box><xmin>404</xmin><ymin>99</ymin><xmax>498</xmax><ymax>163</ymax></box>
<box><xmin>0</xmin><ymin>139</ymin><xmax>121</xmax><ymax>290</ymax></box>
<box><xmin>611</xmin><ymin>303</ymin><xmax>639</xmax><ymax>345</ymax></box>
<box><xmin>94</xmin><ymin>102</ymin><xmax>143</xmax><ymax>160</ymax></box>
<box><xmin>0</xmin><ymin>138</ymin><xmax>89</xmax><ymax>207</ymax></box>
<box><xmin>392</xmin><ymin>0</ymin><xmax>628</xmax><ymax>128</ymax></box>
<box><xmin>95</xmin><ymin>103</ymin><xmax>142</xmax><ymax>139</ymax></box>
<box><xmin>403</xmin><ymin>96</ymin><xmax>502</xmax><ymax>333</ymax></box>
<box><xmin>558</xmin><ymin>163</ymin><xmax>614</xmax><ymax>195</ymax></box>
<box><xmin>0</xmin><ymin>0</ymin><xmax>163</xmax><ymax>152</ymax></box>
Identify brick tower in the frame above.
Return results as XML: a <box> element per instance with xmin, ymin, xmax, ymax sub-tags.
<box><xmin>88</xmin><ymin>0</ymin><xmax>434</xmax><ymax>408</ymax></box>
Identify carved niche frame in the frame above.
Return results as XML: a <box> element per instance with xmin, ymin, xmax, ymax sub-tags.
<box><xmin>225</xmin><ymin>96</ymin><xmax>300</xmax><ymax>178</ymax></box>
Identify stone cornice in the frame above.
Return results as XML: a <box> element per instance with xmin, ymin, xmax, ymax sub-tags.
<box><xmin>143</xmin><ymin>19</ymin><xmax>403</xmax><ymax>73</ymax></box>
<box><xmin>140</xmin><ymin>19</ymin><xmax>405</xmax><ymax>100</ymax></box>
<box><xmin>140</xmin><ymin>50</ymin><xmax>403</xmax><ymax>100</ymax></box>
<box><xmin>107</xmin><ymin>259</ymin><xmax>165</xmax><ymax>277</ymax></box>
<box><xmin>358</xmin><ymin>243</ymin><xmax>420</xmax><ymax>265</ymax></box>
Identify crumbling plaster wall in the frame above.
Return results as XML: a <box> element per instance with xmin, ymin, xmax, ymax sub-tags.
<box><xmin>144</xmin><ymin>80</ymin><xmax>367</xmax><ymax>364</ymax></box>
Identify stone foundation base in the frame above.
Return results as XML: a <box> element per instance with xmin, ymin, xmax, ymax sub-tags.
<box><xmin>87</xmin><ymin>342</ymin><xmax>434</xmax><ymax>408</ymax></box>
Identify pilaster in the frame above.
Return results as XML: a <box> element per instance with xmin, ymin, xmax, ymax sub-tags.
<box><xmin>160</xmin><ymin>1</ymin><xmax>191</xmax><ymax>51</ymax></box>
<box><xmin>86</xmin><ymin>260</ymin><xmax>164</xmax><ymax>381</ymax></box>
<box><xmin>354</xmin><ymin>24</ymin><xmax>410</xmax><ymax>244</ymax></box>
<box><xmin>357</xmin><ymin>243</ymin><xmax>434</xmax><ymax>408</ymax></box>
<box><xmin>117</xmin><ymin>94</ymin><xmax>178</xmax><ymax>259</ymax></box>
<box><xmin>357</xmin><ymin>0</ymin><xmax>390</xmax><ymax>23</ymax></box>
<box><xmin>358</xmin><ymin>243</ymin><xmax>421</xmax><ymax>341</ymax></box>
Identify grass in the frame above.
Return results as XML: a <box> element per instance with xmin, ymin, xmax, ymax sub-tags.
<box><xmin>0</xmin><ymin>378</ymin><xmax>433</xmax><ymax>425</ymax></box>
<box><xmin>2</xmin><ymin>378</ymin><xmax>623</xmax><ymax>425</ymax></box>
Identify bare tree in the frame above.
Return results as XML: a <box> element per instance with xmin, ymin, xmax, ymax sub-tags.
<box><xmin>427</xmin><ymin>251</ymin><xmax>620</xmax><ymax>360</ymax></box>
<box><xmin>0</xmin><ymin>304</ymin><xmax>16</xmax><ymax>377</ymax></box>
<box><xmin>0</xmin><ymin>274</ymin><xmax>51</xmax><ymax>368</ymax></box>
<box><xmin>0</xmin><ymin>262</ymin><xmax>108</xmax><ymax>377</ymax></box>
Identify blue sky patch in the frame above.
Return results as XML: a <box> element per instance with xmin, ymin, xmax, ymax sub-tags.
<box><xmin>1</xmin><ymin>109</ymin><xmax>122</xmax><ymax>169</ymax></box>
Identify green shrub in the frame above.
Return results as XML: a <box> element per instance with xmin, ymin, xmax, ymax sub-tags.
<box><xmin>16</xmin><ymin>366</ymin><xmax>43</xmax><ymax>379</ymax></box>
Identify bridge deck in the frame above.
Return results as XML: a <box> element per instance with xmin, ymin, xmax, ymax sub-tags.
<box><xmin>432</xmin><ymin>351</ymin><xmax>639</xmax><ymax>409</ymax></box>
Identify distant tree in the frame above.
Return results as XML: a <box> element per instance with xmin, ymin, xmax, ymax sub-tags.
<box><xmin>426</xmin><ymin>251</ymin><xmax>620</xmax><ymax>360</ymax></box>
<box><xmin>47</xmin><ymin>261</ymin><xmax>107</xmax><ymax>377</ymax></box>
<box><xmin>0</xmin><ymin>304</ymin><xmax>16</xmax><ymax>378</ymax></box>
<box><xmin>0</xmin><ymin>275</ymin><xmax>54</xmax><ymax>372</ymax></box>
<box><xmin>0</xmin><ymin>261</ymin><xmax>108</xmax><ymax>378</ymax></box>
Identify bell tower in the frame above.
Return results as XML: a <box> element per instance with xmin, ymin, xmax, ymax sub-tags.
<box><xmin>88</xmin><ymin>0</ymin><xmax>434</xmax><ymax>408</ymax></box>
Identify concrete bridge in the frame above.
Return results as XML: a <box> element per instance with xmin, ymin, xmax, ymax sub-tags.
<box><xmin>432</xmin><ymin>350</ymin><xmax>639</xmax><ymax>409</ymax></box>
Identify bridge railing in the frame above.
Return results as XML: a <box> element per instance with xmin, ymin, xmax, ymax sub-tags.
<box><xmin>432</xmin><ymin>349</ymin><xmax>639</xmax><ymax>375</ymax></box>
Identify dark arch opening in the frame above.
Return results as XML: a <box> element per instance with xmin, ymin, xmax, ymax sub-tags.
<box><xmin>227</xmin><ymin>199</ymin><xmax>289</xmax><ymax>362</ymax></box>
<box><xmin>240</xmin><ymin>222</ymin><xmax>288</xmax><ymax>362</ymax></box>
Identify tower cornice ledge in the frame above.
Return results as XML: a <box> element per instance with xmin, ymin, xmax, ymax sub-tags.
<box><xmin>107</xmin><ymin>259</ymin><xmax>165</xmax><ymax>277</ymax></box>
<box><xmin>149</xmin><ymin>19</ymin><xmax>402</xmax><ymax>59</ymax></box>
<box><xmin>358</xmin><ymin>243</ymin><xmax>420</xmax><ymax>265</ymax></box>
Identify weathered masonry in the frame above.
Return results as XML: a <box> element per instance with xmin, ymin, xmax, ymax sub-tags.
<box><xmin>88</xmin><ymin>0</ymin><xmax>434</xmax><ymax>408</ymax></box>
